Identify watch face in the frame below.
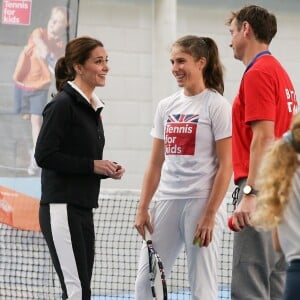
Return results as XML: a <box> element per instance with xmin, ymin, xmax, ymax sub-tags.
<box><xmin>243</xmin><ymin>185</ymin><xmax>252</xmax><ymax>194</ymax></box>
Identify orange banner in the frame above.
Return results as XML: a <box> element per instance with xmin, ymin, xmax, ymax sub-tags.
<box><xmin>0</xmin><ymin>185</ymin><xmax>40</xmax><ymax>231</ymax></box>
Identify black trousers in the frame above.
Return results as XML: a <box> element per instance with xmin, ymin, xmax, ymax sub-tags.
<box><xmin>39</xmin><ymin>203</ymin><xmax>95</xmax><ymax>300</ymax></box>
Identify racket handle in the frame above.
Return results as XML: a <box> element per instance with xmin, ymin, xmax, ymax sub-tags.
<box><xmin>144</xmin><ymin>227</ymin><xmax>152</xmax><ymax>241</ymax></box>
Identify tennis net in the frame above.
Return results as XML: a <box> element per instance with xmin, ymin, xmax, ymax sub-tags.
<box><xmin>0</xmin><ymin>189</ymin><xmax>234</xmax><ymax>299</ymax></box>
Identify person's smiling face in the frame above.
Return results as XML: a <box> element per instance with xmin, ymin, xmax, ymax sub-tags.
<box><xmin>170</xmin><ymin>46</ymin><xmax>204</xmax><ymax>96</ymax></box>
<box><xmin>81</xmin><ymin>46</ymin><xmax>109</xmax><ymax>88</ymax></box>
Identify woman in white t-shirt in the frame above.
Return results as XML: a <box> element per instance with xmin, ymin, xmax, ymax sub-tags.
<box><xmin>134</xmin><ymin>35</ymin><xmax>232</xmax><ymax>299</ymax></box>
<box><xmin>252</xmin><ymin>112</ymin><xmax>300</xmax><ymax>300</ymax></box>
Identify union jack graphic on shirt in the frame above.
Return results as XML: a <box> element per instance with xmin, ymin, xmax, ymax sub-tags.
<box><xmin>165</xmin><ymin>114</ymin><xmax>199</xmax><ymax>155</ymax></box>
<box><xmin>167</xmin><ymin>114</ymin><xmax>199</xmax><ymax>123</ymax></box>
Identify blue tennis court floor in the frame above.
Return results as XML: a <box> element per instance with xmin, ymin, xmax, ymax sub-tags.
<box><xmin>91</xmin><ymin>288</ymin><xmax>230</xmax><ymax>299</ymax></box>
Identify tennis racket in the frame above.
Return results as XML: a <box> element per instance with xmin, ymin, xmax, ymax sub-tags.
<box><xmin>144</xmin><ymin>228</ymin><xmax>168</xmax><ymax>300</ymax></box>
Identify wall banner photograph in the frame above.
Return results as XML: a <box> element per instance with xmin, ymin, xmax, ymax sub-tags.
<box><xmin>0</xmin><ymin>0</ymin><xmax>79</xmax><ymax>205</ymax></box>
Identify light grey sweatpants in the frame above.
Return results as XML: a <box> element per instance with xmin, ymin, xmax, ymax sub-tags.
<box><xmin>135</xmin><ymin>197</ymin><xmax>226</xmax><ymax>300</ymax></box>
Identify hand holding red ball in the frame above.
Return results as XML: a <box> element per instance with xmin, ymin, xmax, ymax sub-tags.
<box><xmin>227</xmin><ymin>215</ymin><xmax>241</xmax><ymax>232</ymax></box>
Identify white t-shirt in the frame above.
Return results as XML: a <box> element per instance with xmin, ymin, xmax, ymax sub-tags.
<box><xmin>151</xmin><ymin>89</ymin><xmax>232</xmax><ymax>201</ymax></box>
<box><xmin>278</xmin><ymin>168</ymin><xmax>300</xmax><ymax>263</ymax></box>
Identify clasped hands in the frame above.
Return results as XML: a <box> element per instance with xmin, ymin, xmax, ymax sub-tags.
<box><xmin>94</xmin><ymin>160</ymin><xmax>125</xmax><ymax>179</ymax></box>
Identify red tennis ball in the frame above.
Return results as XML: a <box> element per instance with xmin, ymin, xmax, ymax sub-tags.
<box><xmin>228</xmin><ymin>216</ymin><xmax>238</xmax><ymax>232</ymax></box>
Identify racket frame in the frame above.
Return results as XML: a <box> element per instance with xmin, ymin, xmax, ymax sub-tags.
<box><xmin>146</xmin><ymin>235</ymin><xmax>168</xmax><ymax>300</ymax></box>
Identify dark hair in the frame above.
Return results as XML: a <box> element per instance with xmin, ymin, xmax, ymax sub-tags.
<box><xmin>226</xmin><ymin>5</ymin><xmax>277</xmax><ymax>44</ymax></box>
<box><xmin>172</xmin><ymin>35</ymin><xmax>224</xmax><ymax>95</ymax></box>
<box><xmin>55</xmin><ymin>36</ymin><xmax>104</xmax><ymax>91</ymax></box>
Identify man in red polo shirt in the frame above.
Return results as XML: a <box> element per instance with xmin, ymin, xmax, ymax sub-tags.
<box><xmin>226</xmin><ymin>5</ymin><xmax>298</xmax><ymax>300</ymax></box>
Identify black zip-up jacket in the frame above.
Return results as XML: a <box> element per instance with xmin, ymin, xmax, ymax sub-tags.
<box><xmin>35</xmin><ymin>83</ymin><xmax>106</xmax><ymax>209</ymax></box>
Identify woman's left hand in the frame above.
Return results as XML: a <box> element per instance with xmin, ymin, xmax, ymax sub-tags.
<box><xmin>193</xmin><ymin>213</ymin><xmax>215</xmax><ymax>248</ymax></box>
<box><xmin>109</xmin><ymin>163</ymin><xmax>125</xmax><ymax>180</ymax></box>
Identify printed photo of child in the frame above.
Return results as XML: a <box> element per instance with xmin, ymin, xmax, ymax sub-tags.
<box><xmin>12</xmin><ymin>6</ymin><xmax>73</xmax><ymax>175</ymax></box>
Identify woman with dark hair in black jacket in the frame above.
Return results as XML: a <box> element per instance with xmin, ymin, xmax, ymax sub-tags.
<box><xmin>35</xmin><ymin>36</ymin><xmax>125</xmax><ymax>300</ymax></box>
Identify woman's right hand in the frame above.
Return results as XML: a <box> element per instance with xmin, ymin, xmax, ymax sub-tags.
<box><xmin>134</xmin><ymin>207</ymin><xmax>152</xmax><ymax>239</ymax></box>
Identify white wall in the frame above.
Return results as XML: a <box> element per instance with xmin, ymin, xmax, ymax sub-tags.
<box><xmin>76</xmin><ymin>0</ymin><xmax>300</xmax><ymax>190</ymax></box>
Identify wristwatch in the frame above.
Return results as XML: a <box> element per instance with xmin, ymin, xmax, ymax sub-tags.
<box><xmin>243</xmin><ymin>184</ymin><xmax>258</xmax><ymax>196</ymax></box>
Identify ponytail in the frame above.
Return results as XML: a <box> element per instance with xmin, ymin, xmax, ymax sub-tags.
<box><xmin>202</xmin><ymin>37</ymin><xmax>224</xmax><ymax>95</ymax></box>
<box><xmin>54</xmin><ymin>57</ymin><xmax>75</xmax><ymax>92</ymax></box>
